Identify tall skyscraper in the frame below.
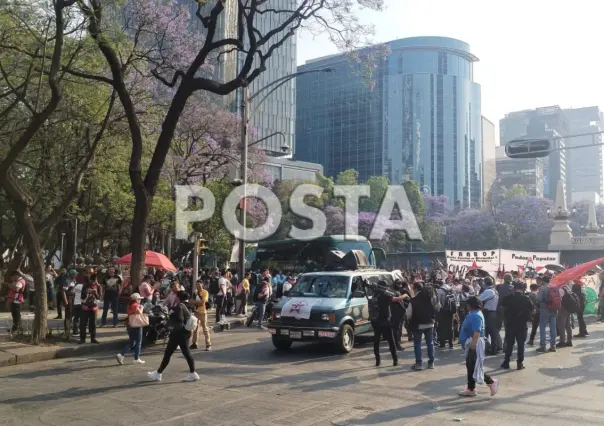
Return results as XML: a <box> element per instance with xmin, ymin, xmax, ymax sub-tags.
<box><xmin>177</xmin><ymin>0</ymin><xmax>322</xmax><ymax>180</ymax></box>
<box><xmin>564</xmin><ymin>107</ymin><xmax>604</xmax><ymax>201</ymax></box>
<box><xmin>296</xmin><ymin>37</ymin><xmax>483</xmax><ymax>209</ymax></box>
<box><xmin>499</xmin><ymin>105</ymin><xmax>604</xmax><ymax>201</ymax></box>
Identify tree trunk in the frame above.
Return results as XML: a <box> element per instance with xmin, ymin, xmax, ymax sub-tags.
<box><xmin>129</xmin><ymin>189</ymin><xmax>150</xmax><ymax>289</ymax></box>
<box><xmin>13</xmin><ymin>201</ymin><xmax>47</xmax><ymax>343</ymax></box>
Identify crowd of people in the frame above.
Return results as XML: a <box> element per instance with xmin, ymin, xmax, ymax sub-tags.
<box><xmin>5</xmin><ymin>260</ymin><xmax>595</xmax><ymax>389</ymax></box>
<box><xmin>369</xmin><ymin>269</ymin><xmax>591</xmax><ymax>397</ymax></box>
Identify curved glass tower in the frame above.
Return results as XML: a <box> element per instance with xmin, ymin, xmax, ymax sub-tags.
<box><xmin>296</xmin><ymin>36</ymin><xmax>482</xmax><ymax>209</ymax></box>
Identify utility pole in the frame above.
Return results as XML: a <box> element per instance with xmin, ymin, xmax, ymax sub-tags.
<box><xmin>238</xmin><ymin>85</ymin><xmax>248</xmax><ymax>282</ymax></box>
<box><xmin>192</xmin><ymin>238</ymin><xmax>199</xmax><ymax>285</ymax></box>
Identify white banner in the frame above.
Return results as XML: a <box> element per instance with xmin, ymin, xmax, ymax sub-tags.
<box><xmin>280</xmin><ymin>298</ymin><xmax>323</xmax><ymax>320</ymax></box>
<box><xmin>446</xmin><ymin>250</ymin><xmax>500</xmax><ymax>275</ymax></box>
<box><xmin>499</xmin><ymin>250</ymin><xmax>560</xmax><ymax>273</ymax></box>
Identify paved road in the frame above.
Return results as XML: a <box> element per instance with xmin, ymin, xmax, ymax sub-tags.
<box><xmin>1</xmin><ymin>324</ymin><xmax>604</xmax><ymax>425</ymax></box>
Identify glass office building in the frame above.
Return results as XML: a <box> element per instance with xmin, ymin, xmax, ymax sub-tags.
<box><xmin>296</xmin><ymin>37</ymin><xmax>483</xmax><ymax>208</ymax></box>
<box><xmin>180</xmin><ymin>0</ymin><xmax>297</xmax><ymax>155</ymax></box>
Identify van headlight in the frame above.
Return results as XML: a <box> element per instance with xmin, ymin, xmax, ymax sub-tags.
<box><xmin>321</xmin><ymin>313</ymin><xmax>336</xmax><ymax>322</ymax></box>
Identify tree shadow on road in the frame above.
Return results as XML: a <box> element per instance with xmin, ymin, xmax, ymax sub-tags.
<box><xmin>0</xmin><ymin>380</ymin><xmax>153</xmax><ymax>404</ymax></box>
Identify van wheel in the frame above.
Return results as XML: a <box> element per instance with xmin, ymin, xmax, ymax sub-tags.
<box><xmin>337</xmin><ymin>324</ymin><xmax>355</xmax><ymax>353</ymax></box>
<box><xmin>272</xmin><ymin>336</ymin><xmax>292</xmax><ymax>350</ymax></box>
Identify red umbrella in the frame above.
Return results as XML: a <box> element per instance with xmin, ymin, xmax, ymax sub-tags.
<box><xmin>551</xmin><ymin>257</ymin><xmax>604</xmax><ymax>286</ymax></box>
<box><xmin>116</xmin><ymin>250</ymin><xmax>178</xmax><ymax>272</ymax></box>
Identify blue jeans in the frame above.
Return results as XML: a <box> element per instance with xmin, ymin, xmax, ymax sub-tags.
<box><xmin>255</xmin><ymin>302</ymin><xmax>266</xmax><ymax>328</ymax></box>
<box><xmin>121</xmin><ymin>327</ymin><xmax>143</xmax><ymax>360</ymax></box>
<box><xmin>539</xmin><ymin>309</ymin><xmax>557</xmax><ymax>348</ymax></box>
<box><xmin>101</xmin><ymin>292</ymin><xmax>119</xmax><ymax>326</ymax></box>
<box><xmin>413</xmin><ymin>328</ymin><xmax>435</xmax><ymax>365</ymax></box>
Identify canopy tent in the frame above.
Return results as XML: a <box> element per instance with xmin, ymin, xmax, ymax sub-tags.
<box><xmin>116</xmin><ymin>250</ymin><xmax>177</xmax><ymax>272</ymax></box>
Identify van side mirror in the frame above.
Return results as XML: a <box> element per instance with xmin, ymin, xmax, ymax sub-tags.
<box><xmin>351</xmin><ymin>290</ymin><xmax>365</xmax><ymax>298</ymax></box>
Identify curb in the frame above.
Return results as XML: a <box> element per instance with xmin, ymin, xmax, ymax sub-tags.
<box><xmin>0</xmin><ymin>318</ymin><xmax>247</xmax><ymax>367</ymax></box>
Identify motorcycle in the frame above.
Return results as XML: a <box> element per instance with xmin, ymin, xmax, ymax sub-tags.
<box><xmin>143</xmin><ymin>304</ymin><xmax>170</xmax><ymax>345</ymax></box>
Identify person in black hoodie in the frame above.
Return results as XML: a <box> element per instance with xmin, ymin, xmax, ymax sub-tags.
<box><xmin>501</xmin><ymin>281</ymin><xmax>534</xmax><ymax>370</ymax></box>
<box><xmin>406</xmin><ymin>280</ymin><xmax>436</xmax><ymax>371</ymax></box>
<box><xmin>391</xmin><ymin>280</ymin><xmax>410</xmax><ymax>351</ymax></box>
<box><xmin>368</xmin><ymin>280</ymin><xmax>409</xmax><ymax>367</ymax></box>
<box><xmin>496</xmin><ymin>274</ymin><xmax>514</xmax><ymax>351</ymax></box>
<box><xmin>147</xmin><ymin>291</ymin><xmax>199</xmax><ymax>382</ymax></box>
<box><xmin>572</xmin><ymin>281</ymin><xmax>588</xmax><ymax>338</ymax></box>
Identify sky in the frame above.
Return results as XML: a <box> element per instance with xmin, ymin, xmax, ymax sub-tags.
<box><xmin>297</xmin><ymin>0</ymin><xmax>604</xmax><ymax>145</ymax></box>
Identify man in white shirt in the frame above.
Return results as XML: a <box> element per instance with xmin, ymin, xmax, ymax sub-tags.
<box><xmin>216</xmin><ymin>270</ymin><xmax>229</xmax><ymax>325</ymax></box>
<box><xmin>72</xmin><ymin>280</ymin><xmax>84</xmax><ymax>335</ymax></box>
<box><xmin>478</xmin><ymin>277</ymin><xmax>501</xmax><ymax>355</ymax></box>
<box><xmin>282</xmin><ymin>277</ymin><xmax>293</xmax><ymax>296</ymax></box>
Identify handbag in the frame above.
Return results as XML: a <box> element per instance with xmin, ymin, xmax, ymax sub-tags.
<box><xmin>129</xmin><ymin>313</ymin><xmax>149</xmax><ymax>328</ymax></box>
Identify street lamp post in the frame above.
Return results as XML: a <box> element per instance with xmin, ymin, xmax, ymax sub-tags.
<box><xmin>237</xmin><ymin>68</ymin><xmax>334</xmax><ymax>280</ymax></box>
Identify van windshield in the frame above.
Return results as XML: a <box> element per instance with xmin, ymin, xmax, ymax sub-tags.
<box><xmin>290</xmin><ymin>275</ymin><xmax>349</xmax><ymax>298</ymax></box>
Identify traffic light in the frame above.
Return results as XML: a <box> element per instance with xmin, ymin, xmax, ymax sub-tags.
<box><xmin>196</xmin><ymin>237</ymin><xmax>208</xmax><ymax>256</ymax></box>
<box><xmin>505</xmin><ymin>139</ymin><xmax>550</xmax><ymax>159</ymax></box>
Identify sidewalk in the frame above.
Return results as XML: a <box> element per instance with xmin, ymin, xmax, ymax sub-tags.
<box><xmin>0</xmin><ymin>308</ymin><xmax>249</xmax><ymax>367</ymax></box>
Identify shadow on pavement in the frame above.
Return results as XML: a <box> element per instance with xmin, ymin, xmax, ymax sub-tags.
<box><xmin>0</xmin><ymin>380</ymin><xmax>153</xmax><ymax>404</ymax></box>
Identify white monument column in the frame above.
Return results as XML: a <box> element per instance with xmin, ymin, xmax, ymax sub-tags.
<box><xmin>549</xmin><ymin>180</ymin><xmax>573</xmax><ymax>248</ymax></box>
<box><xmin>584</xmin><ymin>201</ymin><xmax>600</xmax><ymax>236</ymax></box>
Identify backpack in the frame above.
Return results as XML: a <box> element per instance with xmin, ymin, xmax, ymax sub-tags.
<box><xmin>252</xmin><ymin>284</ymin><xmax>266</xmax><ymax>303</ymax></box>
<box><xmin>369</xmin><ymin>293</ymin><xmax>390</xmax><ymax>324</ymax></box>
<box><xmin>546</xmin><ymin>285</ymin><xmax>562</xmax><ymax>311</ymax></box>
<box><xmin>561</xmin><ymin>287</ymin><xmax>581</xmax><ymax>313</ymax></box>
<box><xmin>441</xmin><ymin>289</ymin><xmax>457</xmax><ymax>313</ymax></box>
<box><xmin>182</xmin><ymin>304</ymin><xmax>197</xmax><ymax>331</ymax></box>
<box><xmin>425</xmin><ymin>284</ymin><xmax>441</xmax><ymax>311</ymax></box>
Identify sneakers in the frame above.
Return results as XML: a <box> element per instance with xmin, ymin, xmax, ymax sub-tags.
<box><xmin>489</xmin><ymin>378</ymin><xmax>499</xmax><ymax>396</ymax></box>
<box><xmin>189</xmin><ymin>344</ymin><xmax>198</xmax><ymax>350</ymax></box>
<box><xmin>116</xmin><ymin>353</ymin><xmax>124</xmax><ymax>365</ymax></box>
<box><xmin>205</xmin><ymin>346</ymin><xmax>212</xmax><ymax>351</ymax></box>
<box><xmin>427</xmin><ymin>361</ymin><xmax>435</xmax><ymax>369</ymax></box>
<box><xmin>147</xmin><ymin>371</ymin><xmax>162</xmax><ymax>381</ymax></box>
<box><xmin>411</xmin><ymin>363</ymin><xmax>423</xmax><ymax>371</ymax></box>
<box><xmin>183</xmin><ymin>372</ymin><xmax>200</xmax><ymax>382</ymax></box>
<box><xmin>536</xmin><ymin>346</ymin><xmax>547</xmax><ymax>353</ymax></box>
<box><xmin>527</xmin><ymin>340</ymin><xmax>534</xmax><ymax>346</ymax></box>
<box><xmin>134</xmin><ymin>359</ymin><xmax>145</xmax><ymax>364</ymax></box>
<box><xmin>459</xmin><ymin>389</ymin><xmax>476</xmax><ymax>397</ymax></box>
<box><xmin>548</xmin><ymin>346</ymin><xmax>556</xmax><ymax>353</ymax></box>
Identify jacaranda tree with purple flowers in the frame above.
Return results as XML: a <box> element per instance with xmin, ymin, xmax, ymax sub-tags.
<box><xmin>73</xmin><ymin>0</ymin><xmax>387</xmax><ymax>287</ymax></box>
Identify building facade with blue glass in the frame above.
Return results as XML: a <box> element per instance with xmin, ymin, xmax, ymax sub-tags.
<box><xmin>296</xmin><ymin>37</ymin><xmax>483</xmax><ymax>208</ymax></box>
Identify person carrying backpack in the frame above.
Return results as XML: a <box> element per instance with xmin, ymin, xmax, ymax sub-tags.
<box><xmin>501</xmin><ymin>281</ymin><xmax>535</xmax><ymax>370</ymax></box>
<box><xmin>368</xmin><ymin>280</ymin><xmax>409</xmax><ymax>367</ymax></box>
<box><xmin>148</xmin><ymin>291</ymin><xmax>199</xmax><ymax>382</ymax></box>
<box><xmin>571</xmin><ymin>281</ymin><xmax>588</xmax><ymax>338</ymax></box>
<box><xmin>537</xmin><ymin>276</ymin><xmax>559</xmax><ymax>353</ymax></box>
<box><xmin>558</xmin><ymin>283</ymin><xmax>579</xmax><ymax>348</ymax></box>
<box><xmin>436</xmin><ymin>281</ymin><xmax>456</xmax><ymax>349</ymax></box>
